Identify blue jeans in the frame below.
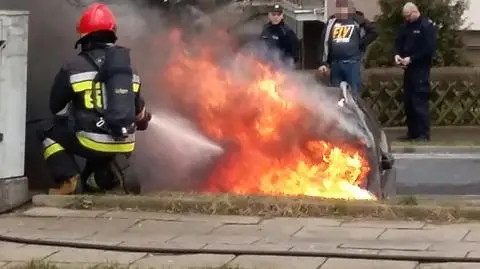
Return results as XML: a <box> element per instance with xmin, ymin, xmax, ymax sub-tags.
<box><xmin>330</xmin><ymin>60</ymin><xmax>362</xmax><ymax>98</ymax></box>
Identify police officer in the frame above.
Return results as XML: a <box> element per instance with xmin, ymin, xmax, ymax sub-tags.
<box><xmin>394</xmin><ymin>2</ymin><xmax>437</xmax><ymax>142</ymax></box>
<box><xmin>41</xmin><ymin>3</ymin><xmax>152</xmax><ymax>195</ymax></box>
<box><xmin>318</xmin><ymin>0</ymin><xmax>377</xmax><ymax>97</ymax></box>
<box><xmin>260</xmin><ymin>4</ymin><xmax>300</xmax><ymax>67</ymax></box>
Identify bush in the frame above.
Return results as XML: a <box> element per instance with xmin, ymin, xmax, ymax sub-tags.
<box><xmin>361</xmin><ymin>67</ymin><xmax>480</xmax><ymax>126</ymax></box>
<box><xmin>364</xmin><ymin>0</ymin><xmax>470</xmax><ymax>68</ymax></box>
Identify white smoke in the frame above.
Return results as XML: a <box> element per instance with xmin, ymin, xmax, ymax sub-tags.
<box><xmin>61</xmin><ymin>0</ymin><xmax>370</xmax><ymax>193</ymax></box>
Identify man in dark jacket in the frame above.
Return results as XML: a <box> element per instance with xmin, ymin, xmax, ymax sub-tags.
<box><xmin>260</xmin><ymin>4</ymin><xmax>300</xmax><ymax>67</ymax></box>
<box><xmin>394</xmin><ymin>2</ymin><xmax>437</xmax><ymax>142</ymax></box>
<box><xmin>318</xmin><ymin>0</ymin><xmax>377</xmax><ymax>97</ymax></box>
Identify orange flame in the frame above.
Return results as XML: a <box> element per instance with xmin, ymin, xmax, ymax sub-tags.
<box><xmin>161</xmin><ymin>31</ymin><xmax>375</xmax><ymax>200</ymax></box>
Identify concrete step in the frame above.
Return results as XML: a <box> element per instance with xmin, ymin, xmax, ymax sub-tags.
<box><xmin>394</xmin><ymin>152</ymin><xmax>480</xmax><ymax>195</ymax></box>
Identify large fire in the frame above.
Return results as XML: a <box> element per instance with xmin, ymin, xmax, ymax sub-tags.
<box><xmin>160</xmin><ymin>30</ymin><xmax>375</xmax><ymax>200</ymax></box>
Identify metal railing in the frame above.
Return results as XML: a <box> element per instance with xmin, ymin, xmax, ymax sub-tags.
<box><xmin>248</xmin><ymin>0</ymin><xmax>327</xmax><ymax>21</ymax></box>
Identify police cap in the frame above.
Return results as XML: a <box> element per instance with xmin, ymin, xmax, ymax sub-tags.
<box><xmin>268</xmin><ymin>4</ymin><xmax>283</xmax><ymax>13</ymax></box>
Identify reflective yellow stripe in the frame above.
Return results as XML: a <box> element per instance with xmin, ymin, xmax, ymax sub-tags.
<box><xmin>72</xmin><ymin>81</ymin><xmax>101</xmax><ymax>93</ymax></box>
<box><xmin>70</xmin><ymin>72</ymin><xmax>141</xmax><ymax>93</ymax></box>
<box><xmin>76</xmin><ymin>133</ymin><xmax>135</xmax><ymax>153</ymax></box>
<box><xmin>78</xmin><ymin>131</ymin><xmax>135</xmax><ymax>143</ymax></box>
<box><xmin>133</xmin><ymin>82</ymin><xmax>140</xmax><ymax>93</ymax></box>
<box><xmin>43</xmin><ymin>143</ymin><xmax>64</xmax><ymax>159</ymax></box>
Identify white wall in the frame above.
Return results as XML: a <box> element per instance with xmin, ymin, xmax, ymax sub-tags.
<box><xmin>462</xmin><ymin>0</ymin><xmax>480</xmax><ymax>30</ymax></box>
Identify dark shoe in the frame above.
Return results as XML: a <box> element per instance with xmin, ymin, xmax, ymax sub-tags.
<box><xmin>48</xmin><ymin>175</ymin><xmax>82</xmax><ymax>195</ymax></box>
<box><xmin>412</xmin><ymin>137</ymin><xmax>430</xmax><ymax>143</ymax></box>
<box><xmin>83</xmin><ymin>174</ymin><xmax>107</xmax><ymax>194</ymax></box>
<box><xmin>396</xmin><ymin>135</ymin><xmax>413</xmax><ymax>141</ymax></box>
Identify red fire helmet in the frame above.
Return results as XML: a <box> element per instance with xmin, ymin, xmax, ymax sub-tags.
<box><xmin>76</xmin><ymin>3</ymin><xmax>117</xmax><ymax>35</ymax></box>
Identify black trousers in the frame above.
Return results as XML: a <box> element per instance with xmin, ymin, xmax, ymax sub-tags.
<box><xmin>39</xmin><ymin>119</ymin><xmax>119</xmax><ymax>190</ymax></box>
<box><xmin>403</xmin><ymin>65</ymin><xmax>431</xmax><ymax>139</ymax></box>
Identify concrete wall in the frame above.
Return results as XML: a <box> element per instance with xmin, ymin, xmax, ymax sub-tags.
<box><xmin>0</xmin><ymin>0</ymin><xmax>81</xmax><ymax>189</ymax></box>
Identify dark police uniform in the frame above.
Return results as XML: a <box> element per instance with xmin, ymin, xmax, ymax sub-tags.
<box><xmin>395</xmin><ymin>16</ymin><xmax>437</xmax><ymax>140</ymax></box>
<box><xmin>41</xmin><ymin>42</ymin><xmax>148</xmax><ymax>193</ymax></box>
<box><xmin>260</xmin><ymin>6</ymin><xmax>300</xmax><ymax>65</ymax></box>
<box><xmin>319</xmin><ymin>12</ymin><xmax>376</xmax><ymax>97</ymax></box>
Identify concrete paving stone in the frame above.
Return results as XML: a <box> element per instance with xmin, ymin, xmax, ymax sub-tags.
<box><xmin>5</xmin><ymin>228</ymin><xmax>96</xmax><ymax>240</ymax></box>
<box><xmin>464</xmin><ymin>250</ymin><xmax>480</xmax><ymax>258</ymax></box>
<box><xmin>319</xmin><ymin>258</ymin><xmax>418</xmax><ymax>269</ymax></box>
<box><xmin>43</xmin><ymin>217</ymin><xmax>137</xmax><ymax>234</ymax></box>
<box><xmin>340</xmin><ymin>240</ymin><xmax>431</xmax><ymax>251</ymax></box>
<box><xmin>46</xmin><ymin>248</ymin><xmax>146</xmax><ymax>264</ymax></box>
<box><xmin>428</xmin><ymin>242</ymin><xmax>480</xmax><ymax>252</ymax></box>
<box><xmin>101</xmin><ymin>211</ymin><xmax>180</xmax><ymax>221</ymax></box>
<box><xmin>211</xmin><ymin>223</ymin><xmax>301</xmax><ymax>237</ymax></box>
<box><xmin>167</xmin><ymin>234</ymin><xmax>261</xmax><ymax>245</ymax></box>
<box><xmin>2</xmin><ymin>262</ymin><xmax>113</xmax><ymax>269</ymax></box>
<box><xmin>341</xmin><ymin>220</ymin><xmax>426</xmax><ymax>229</ymax></box>
<box><xmin>379</xmin><ymin>227</ymin><xmax>469</xmax><ymax>242</ymax></box>
<box><xmin>21</xmin><ymin>207</ymin><xmax>106</xmax><ymax>218</ymax></box>
<box><xmin>228</xmin><ymin>255</ymin><xmax>326</xmax><ymax>269</ymax></box>
<box><xmin>0</xmin><ymin>245</ymin><xmax>60</xmax><ymax>262</ymax></box>
<box><xmin>177</xmin><ymin>214</ymin><xmax>262</xmax><ymax>224</ymax></box>
<box><xmin>379</xmin><ymin>250</ymin><xmax>468</xmax><ymax>258</ymax></box>
<box><xmin>0</xmin><ymin>217</ymin><xmax>56</xmax><ymax>231</ymax></box>
<box><xmin>127</xmin><ymin>220</ymin><xmax>221</xmax><ymax>235</ymax></box>
<box><xmin>418</xmin><ymin>263</ymin><xmax>480</xmax><ymax>269</ymax></box>
<box><xmin>293</xmin><ymin>226</ymin><xmax>385</xmax><ymax>241</ymax></box>
<box><xmin>460</xmin><ymin>229</ymin><xmax>480</xmax><ymax>242</ymax></box>
<box><xmin>38</xmin><ymin>263</ymin><xmax>127</xmax><ymax>269</ymax></box>
<box><xmin>86</xmin><ymin>232</ymin><xmax>175</xmax><ymax>244</ymax></box>
<box><xmin>424</xmin><ymin>223</ymin><xmax>480</xmax><ymax>231</ymax></box>
<box><xmin>261</xmin><ymin>217</ymin><xmax>343</xmax><ymax>227</ymax></box>
<box><xmin>1</xmin><ymin>262</ymin><xmax>26</xmax><ymax>269</ymax></box>
<box><xmin>203</xmin><ymin>242</ymin><xmax>293</xmax><ymax>251</ymax></box>
<box><xmin>134</xmin><ymin>254</ymin><xmax>235</xmax><ymax>269</ymax></box>
<box><xmin>0</xmin><ymin>242</ymin><xmax>26</xmax><ymax>249</ymax></box>
<box><xmin>290</xmin><ymin>243</ymin><xmax>380</xmax><ymax>255</ymax></box>
<box><xmin>42</xmin><ymin>237</ymin><xmax>124</xmax><ymax>246</ymax></box>
<box><xmin>119</xmin><ymin>241</ymin><xmax>207</xmax><ymax>249</ymax></box>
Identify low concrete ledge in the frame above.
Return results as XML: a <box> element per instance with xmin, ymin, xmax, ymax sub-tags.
<box><xmin>392</xmin><ymin>145</ymin><xmax>480</xmax><ymax>154</ymax></box>
<box><xmin>0</xmin><ymin>176</ymin><xmax>29</xmax><ymax>213</ymax></box>
<box><xmin>29</xmin><ymin>193</ymin><xmax>480</xmax><ymax>222</ymax></box>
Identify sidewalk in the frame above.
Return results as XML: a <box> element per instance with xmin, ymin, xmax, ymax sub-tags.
<box><xmin>1</xmin><ymin>207</ymin><xmax>480</xmax><ymax>268</ymax></box>
<box><xmin>385</xmin><ymin>126</ymin><xmax>480</xmax><ymax>145</ymax></box>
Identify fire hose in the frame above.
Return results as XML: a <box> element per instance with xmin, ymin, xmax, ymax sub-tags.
<box><xmin>0</xmin><ymin>233</ymin><xmax>478</xmax><ymax>263</ymax></box>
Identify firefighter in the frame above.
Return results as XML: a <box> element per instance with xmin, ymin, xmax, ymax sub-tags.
<box><xmin>260</xmin><ymin>4</ymin><xmax>300</xmax><ymax>67</ymax></box>
<box><xmin>40</xmin><ymin>3</ymin><xmax>152</xmax><ymax>195</ymax></box>
<box><xmin>318</xmin><ymin>0</ymin><xmax>377</xmax><ymax>97</ymax></box>
<box><xmin>394</xmin><ymin>2</ymin><xmax>437</xmax><ymax>141</ymax></box>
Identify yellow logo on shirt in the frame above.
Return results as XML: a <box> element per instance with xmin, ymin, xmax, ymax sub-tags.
<box><xmin>332</xmin><ymin>24</ymin><xmax>355</xmax><ymax>43</ymax></box>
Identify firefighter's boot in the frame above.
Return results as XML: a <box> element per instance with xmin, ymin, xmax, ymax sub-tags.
<box><xmin>48</xmin><ymin>174</ymin><xmax>82</xmax><ymax>195</ymax></box>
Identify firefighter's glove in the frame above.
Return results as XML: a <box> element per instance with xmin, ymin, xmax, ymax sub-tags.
<box><xmin>136</xmin><ymin>110</ymin><xmax>152</xmax><ymax>131</ymax></box>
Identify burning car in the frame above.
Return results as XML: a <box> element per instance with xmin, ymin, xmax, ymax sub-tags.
<box><xmin>117</xmin><ymin>30</ymin><xmax>397</xmax><ymax>201</ymax></box>
<box><xmin>330</xmin><ymin>81</ymin><xmax>396</xmax><ymax>200</ymax></box>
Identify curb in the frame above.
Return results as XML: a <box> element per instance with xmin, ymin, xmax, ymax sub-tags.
<box><xmin>30</xmin><ymin>193</ymin><xmax>480</xmax><ymax>222</ymax></box>
<box><xmin>392</xmin><ymin>145</ymin><xmax>480</xmax><ymax>153</ymax></box>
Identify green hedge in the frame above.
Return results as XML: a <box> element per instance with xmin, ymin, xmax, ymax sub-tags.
<box><xmin>361</xmin><ymin>67</ymin><xmax>480</xmax><ymax>126</ymax></box>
